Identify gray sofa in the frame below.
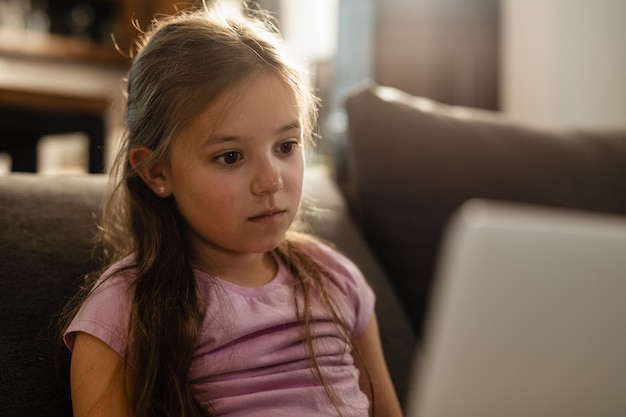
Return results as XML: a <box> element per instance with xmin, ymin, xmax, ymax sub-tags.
<box><xmin>2</xmin><ymin>83</ymin><xmax>626</xmax><ymax>417</ymax></box>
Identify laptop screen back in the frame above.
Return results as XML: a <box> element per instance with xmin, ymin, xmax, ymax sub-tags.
<box><xmin>407</xmin><ymin>199</ymin><xmax>626</xmax><ymax>417</ymax></box>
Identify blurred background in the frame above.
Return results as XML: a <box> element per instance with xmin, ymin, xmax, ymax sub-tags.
<box><xmin>0</xmin><ymin>0</ymin><xmax>624</xmax><ymax>174</ymax></box>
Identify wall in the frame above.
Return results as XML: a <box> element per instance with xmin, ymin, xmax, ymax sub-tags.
<box><xmin>500</xmin><ymin>0</ymin><xmax>626</xmax><ymax>129</ymax></box>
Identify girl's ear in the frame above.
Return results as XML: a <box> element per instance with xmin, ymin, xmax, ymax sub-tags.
<box><xmin>129</xmin><ymin>147</ymin><xmax>171</xmax><ymax>197</ymax></box>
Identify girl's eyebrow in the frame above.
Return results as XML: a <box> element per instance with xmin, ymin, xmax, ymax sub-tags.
<box><xmin>202</xmin><ymin>121</ymin><xmax>301</xmax><ymax>147</ymax></box>
<box><xmin>280</xmin><ymin>121</ymin><xmax>302</xmax><ymax>132</ymax></box>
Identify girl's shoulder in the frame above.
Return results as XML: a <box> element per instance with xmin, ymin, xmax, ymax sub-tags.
<box><xmin>290</xmin><ymin>234</ymin><xmax>376</xmax><ymax>336</ymax></box>
<box><xmin>291</xmin><ymin>234</ymin><xmax>370</xmax><ymax>293</ymax></box>
<box><xmin>64</xmin><ymin>255</ymin><xmax>137</xmax><ymax>354</ymax></box>
<box><xmin>298</xmin><ymin>236</ymin><xmax>360</xmax><ymax>272</ymax></box>
<box><xmin>102</xmin><ymin>254</ymin><xmax>137</xmax><ymax>279</ymax></box>
<box><xmin>89</xmin><ymin>255</ymin><xmax>138</xmax><ymax>295</ymax></box>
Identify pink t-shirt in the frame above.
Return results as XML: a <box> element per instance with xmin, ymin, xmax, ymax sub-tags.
<box><xmin>64</xmin><ymin>240</ymin><xmax>375</xmax><ymax>416</ymax></box>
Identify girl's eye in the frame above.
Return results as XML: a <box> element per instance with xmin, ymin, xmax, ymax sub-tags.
<box><xmin>278</xmin><ymin>141</ymin><xmax>299</xmax><ymax>155</ymax></box>
<box><xmin>215</xmin><ymin>151</ymin><xmax>242</xmax><ymax>165</ymax></box>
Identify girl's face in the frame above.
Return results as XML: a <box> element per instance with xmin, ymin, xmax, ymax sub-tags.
<box><xmin>164</xmin><ymin>74</ymin><xmax>305</xmax><ymax>267</ymax></box>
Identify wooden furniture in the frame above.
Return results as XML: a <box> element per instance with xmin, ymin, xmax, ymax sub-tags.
<box><xmin>0</xmin><ymin>0</ymin><xmax>199</xmax><ymax>173</ymax></box>
<box><xmin>373</xmin><ymin>0</ymin><xmax>500</xmax><ymax>110</ymax></box>
<box><xmin>0</xmin><ymin>41</ymin><xmax>125</xmax><ymax>172</ymax></box>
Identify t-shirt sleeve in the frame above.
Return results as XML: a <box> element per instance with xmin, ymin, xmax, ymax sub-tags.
<box><xmin>309</xmin><ymin>240</ymin><xmax>376</xmax><ymax>337</ymax></box>
<box><xmin>63</xmin><ymin>264</ymin><xmax>133</xmax><ymax>356</ymax></box>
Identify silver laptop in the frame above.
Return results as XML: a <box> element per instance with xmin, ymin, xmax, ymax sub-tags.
<box><xmin>406</xmin><ymin>199</ymin><xmax>626</xmax><ymax>417</ymax></box>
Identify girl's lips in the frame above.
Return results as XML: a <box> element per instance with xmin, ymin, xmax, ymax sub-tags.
<box><xmin>248</xmin><ymin>210</ymin><xmax>287</xmax><ymax>223</ymax></box>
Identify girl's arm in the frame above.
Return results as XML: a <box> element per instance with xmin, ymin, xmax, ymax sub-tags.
<box><xmin>70</xmin><ymin>332</ymin><xmax>131</xmax><ymax>417</ymax></box>
<box><xmin>355</xmin><ymin>315</ymin><xmax>404</xmax><ymax>417</ymax></box>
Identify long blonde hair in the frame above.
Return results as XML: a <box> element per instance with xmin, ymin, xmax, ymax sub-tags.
<box><xmin>61</xmin><ymin>3</ymin><xmax>371</xmax><ymax>417</ymax></box>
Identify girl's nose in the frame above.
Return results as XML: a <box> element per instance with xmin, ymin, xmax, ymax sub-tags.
<box><xmin>251</xmin><ymin>159</ymin><xmax>284</xmax><ymax>195</ymax></box>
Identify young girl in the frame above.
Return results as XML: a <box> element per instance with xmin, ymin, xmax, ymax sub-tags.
<box><xmin>61</xmin><ymin>3</ymin><xmax>402</xmax><ymax>417</ymax></box>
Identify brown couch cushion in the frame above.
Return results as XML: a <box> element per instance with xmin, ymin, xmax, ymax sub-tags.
<box><xmin>0</xmin><ymin>174</ymin><xmax>107</xmax><ymax>417</ymax></box>
<box><xmin>343</xmin><ymin>82</ymin><xmax>626</xmax><ymax>337</ymax></box>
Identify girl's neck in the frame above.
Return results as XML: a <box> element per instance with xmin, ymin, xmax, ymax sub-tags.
<box><xmin>193</xmin><ymin>250</ymin><xmax>278</xmax><ymax>288</ymax></box>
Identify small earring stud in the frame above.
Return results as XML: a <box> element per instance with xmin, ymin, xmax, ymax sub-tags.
<box><xmin>157</xmin><ymin>185</ymin><xmax>166</xmax><ymax>196</ymax></box>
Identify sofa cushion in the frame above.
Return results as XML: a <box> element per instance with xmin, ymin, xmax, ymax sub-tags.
<box><xmin>0</xmin><ymin>174</ymin><xmax>107</xmax><ymax>417</ymax></box>
<box><xmin>343</xmin><ymin>82</ymin><xmax>626</xmax><ymax>337</ymax></box>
